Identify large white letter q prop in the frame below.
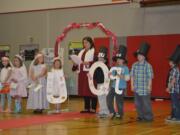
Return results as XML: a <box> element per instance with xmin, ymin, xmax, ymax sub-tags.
<box><xmin>88</xmin><ymin>61</ymin><xmax>110</xmax><ymax>96</ymax></box>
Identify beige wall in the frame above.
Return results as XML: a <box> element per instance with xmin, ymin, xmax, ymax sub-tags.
<box><xmin>0</xmin><ymin>3</ymin><xmax>180</xmax><ymax>66</ymax></box>
<box><xmin>0</xmin><ymin>0</ymin><xmax>128</xmax><ymax>13</ymax></box>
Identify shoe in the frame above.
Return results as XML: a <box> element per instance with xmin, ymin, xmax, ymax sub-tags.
<box><xmin>98</xmin><ymin>114</ymin><xmax>109</xmax><ymax>118</ymax></box>
<box><xmin>143</xmin><ymin>119</ymin><xmax>153</xmax><ymax>122</ymax></box>
<box><xmin>89</xmin><ymin>109</ymin><xmax>96</xmax><ymax>114</ymax></box>
<box><xmin>80</xmin><ymin>109</ymin><xmax>90</xmax><ymax>113</ymax></box>
<box><xmin>37</xmin><ymin>109</ymin><xmax>43</xmax><ymax>114</ymax></box>
<box><xmin>115</xmin><ymin>113</ymin><xmax>123</xmax><ymax>119</ymax></box>
<box><xmin>137</xmin><ymin>117</ymin><xmax>144</xmax><ymax>122</ymax></box>
<box><xmin>33</xmin><ymin>109</ymin><xmax>39</xmax><ymax>114</ymax></box>
<box><xmin>4</xmin><ymin>108</ymin><xmax>12</xmax><ymax>113</ymax></box>
<box><xmin>166</xmin><ymin>118</ymin><xmax>180</xmax><ymax>123</ymax></box>
<box><xmin>109</xmin><ymin>113</ymin><xmax>116</xmax><ymax>119</ymax></box>
<box><xmin>166</xmin><ymin>116</ymin><xmax>174</xmax><ymax>120</ymax></box>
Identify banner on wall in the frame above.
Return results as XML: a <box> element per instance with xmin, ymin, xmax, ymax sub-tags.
<box><xmin>0</xmin><ymin>45</ymin><xmax>10</xmax><ymax>57</ymax></box>
<box><xmin>68</xmin><ymin>41</ymin><xmax>83</xmax><ymax>58</ymax></box>
<box><xmin>19</xmin><ymin>44</ymin><xmax>39</xmax><ymax>61</ymax></box>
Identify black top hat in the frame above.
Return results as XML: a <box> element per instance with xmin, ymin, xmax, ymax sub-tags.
<box><xmin>98</xmin><ymin>46</ymin><xmax>108</xmax><ymax>59</ymax></box>
<box><xmin>113</xmin><ymin>45</ymin><xmax>127</xmax><ymax>61</ymax></box>
<box><xmin>169</xmin><ymin>45</ymin><xmax>180</xmax><ymax>64</ymax></box>
<box><xmin>134</xmin><ymin>42</ymin><xmax>150</xmax><ymax>57</ymax></box>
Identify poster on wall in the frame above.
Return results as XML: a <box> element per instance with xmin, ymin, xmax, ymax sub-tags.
<box><xmin>68</xmin><ymin>41</ymin><xmax>83</xmax><ymax>59</ymax></box>
<box><xmin>0</xmin><ymin>45</ymin><xmax>10</xmax><ymax>57</ymax></box>
<box><xmin>19</xmin><ymin>44</ymin><xmax>39</xmax><ymax>61</ymax></box>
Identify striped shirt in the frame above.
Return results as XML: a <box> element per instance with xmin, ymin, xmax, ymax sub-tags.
<box><xmin>167</xmin><ymin>66</ymin><xmax>180</xmax><ymax>93</ymax></box>
<box><xmin>131</xmin><ymin>61</ymin><xmax>154</xmax><ymax>95</ymax></box>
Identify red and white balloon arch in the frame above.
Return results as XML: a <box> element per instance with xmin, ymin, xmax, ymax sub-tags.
<box><xmin>54</xmin><ymin>22</ymin><xmax>118</xmax><ymax>57</ymax></box>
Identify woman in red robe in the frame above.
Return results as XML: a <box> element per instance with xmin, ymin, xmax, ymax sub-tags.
<box><xmin>72</xmin><ymin>36</ymin><xmax>97</xmax><ymax>113</ymax></box>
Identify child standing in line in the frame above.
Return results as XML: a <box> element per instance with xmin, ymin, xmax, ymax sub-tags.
<box><xmin>10</xmin><ymin>55</ymin><xmax>28</xmax><ymax>113</ymax></box>
<box><xmin>27</xmin><ymin>53</ymin><xmax>49</xmax><ymax>114</ymax></box>
<box><xmin>0</xmin><ymin>56</ymin><xmax>12</xmax><ymax>113</ymax></box>
<box><xmin>93</xmin><ymin>46</ymin><xmax>109</xmax><ymax>118</ymax></box>
<box><xmin>131</xmin><ymin>42</ymin><xmax>154</xmax><ymax>122</ymax></box>
<box><xmin>166</xmin><ymin>45</ymin><xmax>180</xmax><ymax>122</ymax></box>
<box><xmin>107</xmin><ymin>45</ymin><xmax>130</xmax><ymax>119</ymax></box>
<box><xmin>49</xmin><ymin>57</ymin><xmax>66</xmax><ymax>113</ymax></box>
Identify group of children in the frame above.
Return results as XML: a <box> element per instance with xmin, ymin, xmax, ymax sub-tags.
<box><xmin>0</xmin><ymin>53</ymin><xmax>63</xmax><ymax>114</ymax></box>
<box><xmin>93</xmin><ymin>43</ymin><xmax>179</xmax><ymax>123</ymax></box>
<box><xmin>92</xmin><ymin>43</ymin><xmax>153</xmax><ymax>121</ymax></box>
<box><xmin>0</xmin><ymin>42</ymin><xmax>179</xmax><ymax>123</ymax></box>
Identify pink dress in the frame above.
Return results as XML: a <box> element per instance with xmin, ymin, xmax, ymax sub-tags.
<box><xmin>10</xmin><ymin>66</ymin><xmax>28</xmax><ymax>97</ymax></box>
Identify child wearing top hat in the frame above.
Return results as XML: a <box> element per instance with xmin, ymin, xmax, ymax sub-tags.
<box><xmin>107</xmin><ymin>45</ymin><xmax>130</xmax><ymax>119</ymax></box>
<box><xmin>166</xmin><ymin>45</ymin><xmax>180</xmax><ymax>122</ymax></box>
<box><xmin>92</xmin><ymin>46</ymin><xmax>110</xmax><ymax>118</ymax></box>
<box><xmin>131</xmin><ymin>42</ymin><xmax>154</xmax><ymax>122</ymax></box>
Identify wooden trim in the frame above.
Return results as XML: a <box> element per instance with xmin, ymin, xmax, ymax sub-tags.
<box><xmin>140</xmin><ymin>0</ymin><xmax>180</xmax><ymax>7</ymax></box>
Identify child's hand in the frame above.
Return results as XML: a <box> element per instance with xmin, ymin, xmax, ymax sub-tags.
<box><xmin>71</xmin><ymin>60</ymin><xmax>77</xmax><ymax>66</ymax></box>
<box><xmin>117</xmin><ymin>74</ymin><xmax>124</xmax><ymax>79</ymax></box>
<box><xmin>87</xmin><ymin>73</ymin><xmax>92</xmax><ymax>80</ymax></box>
<box><xmin>148</xmin><ymin>85</ymin><xmax>152</xmax><ymax>93</ymax></box>
<box><xmin>108</xmin><ymin>72</ymin><xmax>112</xmax><ymax>78</ymax></box>
<box><xmin>131</xmin><ymin>85</ymin><xmax>134</xmax><ymax>92</ymax></box>
<box><xmin>64</xmin><ymin>75</ymin><xmax>68</xmax><ymax>80</ymax></box>
<box><xmin>11</xmin><ymin>79</ymin><xmax>18</xmax><ymax>83</ymax></box>
<box><xmin>83</xmin><ymin>61</ymin><xmax>89</xmax><ymax>65</ymax></box>
<box><xmin>166</xmin><ymin>88</ymin><xmax>170</xmax><ymax>93</ymax></box>
<box><xmin>32</xmin><ymin>76</ymin><xmax>37</xmax><ymax>81</ymax></box>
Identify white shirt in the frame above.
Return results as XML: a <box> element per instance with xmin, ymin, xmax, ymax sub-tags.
<box><xmin>0</xmin><ymin>67</ymin><xmax>11</xmax><ymax>83</ymax></box>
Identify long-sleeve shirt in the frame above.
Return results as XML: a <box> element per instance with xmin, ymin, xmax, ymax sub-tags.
<box><xmin>167</xmin><ymin>66</ymin><xmax>180</xmax><ymax>93</ymax></box>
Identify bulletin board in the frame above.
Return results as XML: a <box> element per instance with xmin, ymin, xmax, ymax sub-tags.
<box><xmin>19</xmin><ymin>44</ymin><xmax>39</xmax><ymax>61</ymax></box>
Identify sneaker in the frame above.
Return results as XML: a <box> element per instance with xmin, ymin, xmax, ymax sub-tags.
<box><xmin>4</xmin><ymin>108</ymin><xmax>12</xmax><ymax>113</ymax></box>
<box><xmin>89</xmin><ymin>109</ymin><xmax>96</xmax><ymax>114</ymax></box>
<box><xmin>80</xmin><ymin>109</ymin><xmax>90</xmax><ymax>113</ymax></box>
<box><xmin>136</xmin><ymin>117</ymin><xmax>144</xmax><ymax>122</ymax></box>
<box><xmin>98</xmin><ymin>114</ymin><xmax>109</xmax><ymax>118</ymax></box>
<box><xmin>166</xmin><ymin>118</ymin><xmax>180</xmax><ymax>123</ymax></box>
<box><xmin>109</xmin><ymin>113</ymin><xmax>116</xmax><ymax>119</ymax></box>
<box><xmin>115</xmin><ymin>113</ymin><xmax>123</xmax><ymax>119</ymax></box>
<box><xmin>166</xmin><ymin>116</ymin><xmax>174</xmax><ymax>121</ymax></box>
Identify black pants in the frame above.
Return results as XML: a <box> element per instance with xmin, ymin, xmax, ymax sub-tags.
<box><xmin>107</xmin><ymin>88</ymin><xmax>124</xmax><ymax>116</ymax></box>
<box><xmin>84</xmin><ymin>96</ymin><xmax>97</xmax><ymax>110</ymax></box>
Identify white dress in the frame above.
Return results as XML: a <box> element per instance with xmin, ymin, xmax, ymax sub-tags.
<box><xmin>10</xmin><ymin>66</ymin><xmax>28</xmax><ymax>97</ymax></box>
<box><xmin>27</xmin><ymin>64</ymin><xmax>49</xmax><ymax>109</ymax></box>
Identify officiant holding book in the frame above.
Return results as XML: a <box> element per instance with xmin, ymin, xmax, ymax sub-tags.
<box><xmin>72</xmin><ymin>36</ymin><xmax>97</xmax><ymax>113</ymax></box>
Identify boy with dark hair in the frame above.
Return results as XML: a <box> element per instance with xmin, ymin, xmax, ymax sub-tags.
<box><xmin>166</xmin><ymin>45</ymin><xmax>180</xmax><ymax>122</ymax></box>
<box><xmin>131</xmin><ymin>42</ymin><xmax>154</xmax><ymax>122</ymax></box>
